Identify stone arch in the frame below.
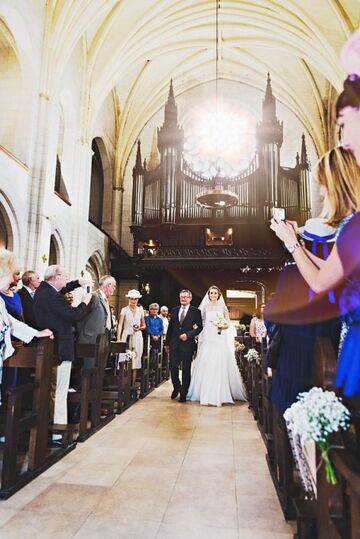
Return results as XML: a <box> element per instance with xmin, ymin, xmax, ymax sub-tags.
<box><xmin>0</xmin><ymin>18</ymin><xmax>23</xmax><ymax>153</ymax></box>
<box><xmin>0</xmin><ymin>190</ymin><xmax>20</xmax><ymax>253</ymax></box>
<box><xmin>86</xmin><ymin>250</ymin><xmax>107</xmax><ymax>288</ymax></box>
<box><xmin>49</xmin><ymin>231</ymin><xmax>65</xmax><ymax>266</ymax></box>
<box><xmin>93</xmin><ymin>137</ymin><xmax>113</xmax><ymax>225</ymax></box>
<box><xmin>89</xmin><ymin>137</ymin><xmax>111</xmax><ymax>228</ymax></box>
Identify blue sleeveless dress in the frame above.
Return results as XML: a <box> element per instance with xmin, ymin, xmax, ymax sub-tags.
<box><xmin>334</xmin><ymin>212</ymin><xmax>360</xmax><ymax>396</ymax></box>
<box><xmin>266</xmin><ymin>264</ymin><xmax>340</xmax><ymax>413</ymax></box>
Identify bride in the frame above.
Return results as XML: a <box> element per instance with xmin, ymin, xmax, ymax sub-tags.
<box><xmin>187</xmin><ymin>285</ymin><xmax>247</xmax><ymax>407</ymax></box>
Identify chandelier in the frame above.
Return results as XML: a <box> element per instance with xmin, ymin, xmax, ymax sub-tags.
<box><xmin>195</xmin><ymin>1</ymin><xmax>240</xmax><ymax>210</ymax></box>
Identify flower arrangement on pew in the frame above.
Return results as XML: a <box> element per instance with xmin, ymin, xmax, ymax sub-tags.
<box><xmin>284</xmin><ymin>387</ymin><xmax>350</xmax><ymax>485</ymax></box>
<box><xmin>245</xmin><ymin>348</ymin><xmax>260</xmax><ymax>364</ymax></box>
<box><xmin>117</xmin><ymin>348</ymin><xmax>137</xmax><ymax>369</ymax></box>
<box><xmin>125</xmin><ymin>349</ymin><xmax>137</xmax><ymax>363</ymax></box>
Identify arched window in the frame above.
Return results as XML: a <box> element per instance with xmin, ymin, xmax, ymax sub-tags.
<box><xmin>49</xmin><ymin>235</ymin><xmax>59</xmax><ymax>266</ymax></box>
<box><xmin>0</xmin><ymin>210</ymin><xmax>8</xmax><ymax>249</ymax></box>
<box><xmin>54</xmin><ymin>156</ymin><xmax>70</xmax><ymax>202</ymax></box>
<box><xmin>89</xmin><ymin>139</ymin><xmax>104</xmax><ymax>228</ymax></box>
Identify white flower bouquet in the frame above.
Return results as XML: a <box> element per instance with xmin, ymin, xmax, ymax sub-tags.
<box><xmin>245</xmin><ymin>348</ymin><xmax>260</xmax><ymax>363</ymax></box>
<box><xmin>284</xmin><ymin>387</ymin><xmax>350</xmax><ymax>485</ymax></box>
<box><xmin>125</xmin><ymin>349</ymin><xmax>137</xmax><ymax>362</ymax></box>
<box><xmin>211</xmin><ymin>313</ymin><xmax>228</xmax><ymax>334</ymax></box>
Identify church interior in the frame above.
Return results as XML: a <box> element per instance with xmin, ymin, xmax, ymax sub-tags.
<box><xmin>0</xmin><ymin>1</ymin><xmax>359</xmax><ymax>538</ymax></box>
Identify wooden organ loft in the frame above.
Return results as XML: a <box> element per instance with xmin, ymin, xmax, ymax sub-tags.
<box><xmin>126</xmin><ymin>75</ymin><xmax>311</xmax><ymax>307</ymax></box>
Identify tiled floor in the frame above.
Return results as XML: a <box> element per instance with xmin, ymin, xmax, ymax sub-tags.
<box><xmin>0</xmin><ymin>382</ymin><xmax>295</xmax><ymax>538</ymax></box>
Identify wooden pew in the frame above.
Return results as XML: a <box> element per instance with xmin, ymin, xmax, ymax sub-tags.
<box><xmin>1</xmin><ymin>339</ymin><xmax>75</xmax><ymax>498</ymax></box>
<box><xmin>140</xmin><ymin>338</ymin><xmax>151</xmax><ymax>398</ymax></box>
<box><xmin>72</xmin><ymin>334</ymin><xmax>114</xmax><ymax>442</ymax></box>
<box><xmin>102</xmin><ymin>342</ymin><xmax>137</xmax><ymax>414</ymax></box>
<box><xmin>312</xmin><ymin>338</ymin><xmax>360</xmax><ymax>539</ymax></box>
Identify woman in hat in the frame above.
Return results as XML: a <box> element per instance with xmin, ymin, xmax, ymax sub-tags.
<box><xmin>270</xmin><ymin>146</ymin><xmax>360</xmax><ymax>396</ymax></box>
<box><xmin>116</xmin><ymin>289</ymin><xmax>146</xmax><ymax>386</ymax></box>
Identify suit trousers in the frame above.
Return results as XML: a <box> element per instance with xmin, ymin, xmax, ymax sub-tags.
<box><xmin>51</xmin><ymin>361</ymin><xmax>72</xmax><ymax>424</ymax></box>
<box><xmin>170</xmin><ymin>349</ymin><xmax>192</xmax><ymax>397</ymax></box>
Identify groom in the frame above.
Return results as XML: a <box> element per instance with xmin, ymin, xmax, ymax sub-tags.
<box><xmin>165</xmin><ymin>289</ymin><xmax>203</xmax><ymax>402</ymax></box>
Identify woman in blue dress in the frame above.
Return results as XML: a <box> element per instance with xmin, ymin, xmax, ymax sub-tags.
<box><xmin>270</xmin><ymin>146</ymin><xmax>360</xmax><ymax>397</ymax></box>
<box><xmin>0</xmin><ymin>269</ymin><xmax>24</xmax><ymax>395</ymax></box>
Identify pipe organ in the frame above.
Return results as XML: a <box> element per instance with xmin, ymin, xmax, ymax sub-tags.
<box><xmin>131</xmin><ymin>76</ymin><xmax>311</xmax><ymax>261</ymax></box>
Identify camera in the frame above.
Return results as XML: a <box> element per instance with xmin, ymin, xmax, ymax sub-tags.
<box><xmin>271</xmin><ymin>207</ymin><xmax>285</xmax><ymax>220</ymax></box>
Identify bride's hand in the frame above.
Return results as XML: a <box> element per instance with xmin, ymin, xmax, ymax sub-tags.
<box><xmin>219</xmin><ymin>324</ymin><xmax>228</xmax><ymax>330</ymax></box>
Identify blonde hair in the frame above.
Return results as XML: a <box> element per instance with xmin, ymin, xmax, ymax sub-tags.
<box><xmin>314</xmin><ymin>146</ymin><xmax>360</xmax><ymax>225</ymax></box>
<box><xmin>0</xmin><ymin>249</ymin><xmax>16</xmax><ymax>279</ymax></box>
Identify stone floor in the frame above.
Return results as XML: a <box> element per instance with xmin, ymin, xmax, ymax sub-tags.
<box><xmin>0</xmin><ymin>382</ymin><xmax>295</xmax><ymax>538</ymax></box>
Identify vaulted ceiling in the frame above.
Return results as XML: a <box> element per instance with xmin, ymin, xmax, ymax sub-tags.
<box><xmin>14</xmin><ymin>1</ymin><xmax>360</xmax><ymax>172</ymax></box>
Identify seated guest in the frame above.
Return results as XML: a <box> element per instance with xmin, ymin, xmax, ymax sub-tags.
<box><xmin>34</xmin><ymin>266</ymin><xmax>92</xmax><ymax>424</ymax></box>
<box><xmin>145</xmin><ymin>303</ymin><xmax>163</xmax><ymax>353</ymax></box>
<box><xmin>0</xmin><ymin>249</ymin><xmax>53</xmax><ymax>403</ymax></box>
<box><xmin>18</xmin><ymin>270</ymin><xmax>41</xmax><ymax>328</ymax></box>
<box><xmin>159</xmin><ymin>305</ymin><xmax>169</xmax><ymax>335</ymax></box>
<box><xmin>76</xmin><ymin>275</ymin><xmax>117</xmax><ymax>368</ymax></box>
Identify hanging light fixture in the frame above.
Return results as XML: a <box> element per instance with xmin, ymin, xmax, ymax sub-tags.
<box><xmin>195</xmin><ymin>1</ymin><xmax>239</xmax><ymax>210</ymax></box>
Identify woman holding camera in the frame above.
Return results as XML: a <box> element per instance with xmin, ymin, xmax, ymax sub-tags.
<box><xmin>270</xmin><ymin>147</ymin><xmax>360</xmax><ymax>396</ymax></box>
<box><xmin>116</xmin><ymin>289</ymin><xmax>146</xmax><ymax>386</ymax></box>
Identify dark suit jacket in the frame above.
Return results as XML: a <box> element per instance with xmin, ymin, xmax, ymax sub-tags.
<box><xmin>165</xmin><ymin>305</ymin><xmax>203</xmax><ymax>355</ymax></box>
<box><xmin>34</xmin><ymin>280</ymin><xmax>88</xmax><ymax>362</ymax></box>
<box><xmin>18</xmin><ymin>287</ymin><xmax>39</xmax><ymax>329</ymax></box>
<box><xmin>76</xmin><ymin>290</ymin><xmax>109</xmax><ymax>344</ymax></box>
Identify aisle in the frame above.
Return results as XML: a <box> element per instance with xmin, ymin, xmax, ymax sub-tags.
<box><xmin>0</xmin><ymin>382</ymin><xmax>294</xmax><ymax>538</ymax></box>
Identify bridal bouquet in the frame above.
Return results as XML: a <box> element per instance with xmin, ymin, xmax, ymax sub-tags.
<box><xmin>211</xmin><ymin>313</ymin><xmax>228</xmax><ymax>334</ymax></box>
<box><xmin>284</xmin><ymin>387</ymin><xmax>350</xmax><ymax>485</ymax></box>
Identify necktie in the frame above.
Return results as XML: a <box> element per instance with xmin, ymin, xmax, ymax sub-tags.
<box><xmin>179</xmin><ymin>306</ymin><xmax>186</xmax><ymax>324</ymax></box>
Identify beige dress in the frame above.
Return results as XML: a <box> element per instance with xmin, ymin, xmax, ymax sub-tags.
<box><xmin>120</xmin><ymin>306</ymin><xmax>144</xmax><ymax>369</ymax></box>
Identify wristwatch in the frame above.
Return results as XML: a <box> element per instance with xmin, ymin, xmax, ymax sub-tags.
<box><xmin>285</xmin><ymin>241</ymin><xmax>301</xmax><ymax>254</ymax></box>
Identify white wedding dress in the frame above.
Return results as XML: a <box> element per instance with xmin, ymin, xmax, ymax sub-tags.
<box><xmin>187</xmin><ymin>307</ymin><xmax>247</xmax><ymax>407</ymax></box>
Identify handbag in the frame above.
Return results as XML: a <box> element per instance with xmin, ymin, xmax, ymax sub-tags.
<box><xmin>266</xmin><ymin>325</ymin><xmax>281</xmax><ymax>369</ymax></box>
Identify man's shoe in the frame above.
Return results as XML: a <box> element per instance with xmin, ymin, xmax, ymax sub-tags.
<box><xmin>178</xmin><ymin>395</ymin><xmax>186</xmax><ymax>403</ymax></box>
<box><xmin>171</xmin><ymin>388</ymin><xmax>180</xmax><ymax>400</ymax></box>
